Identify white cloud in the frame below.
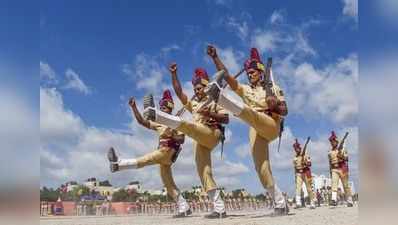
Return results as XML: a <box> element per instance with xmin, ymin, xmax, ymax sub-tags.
<box><xmin>224</xmin><ymin>17</ymin><xmax>249</xmax><ymax>41</ymax></box>
<box><xmin>64</xmin><ymin>69</ymin><xmax>91</xmax><ymax>95</ymax></box>
<box><xmin>275</xmin><ymin>54</ymin><xmax>358</xmax><ymax>123</ymax></box>
<box><xmin>122</xmin><ymin>53</ymin><xmax>168</xmax><ymax>94</ymax></box>
<box><xmin>161</xmin><ymin>44</ymin><xmax>180</xmax><ymax>55</ymax></box>
<box><xmin>217</xmin><ymin>47</ymin><xmax>245</xmax><ymax>75</ymax></box>
<box><xmin>40</xmin><ymin>87</ymin><xmax>84</xmax><ymax>145</ymax></box>
<box><xmin>40</xmin><ymin>61</ymin><xmax>57</xmax><ymax>83</ymax></box>
<box><xmin>213</xmin><ymin>0</ymin><xmax>232</xmax><ymax>6</ymax></box>
<box><xmin>251</xmin><ymin>30</ymin><xmax>280</xmax><ymax>53</ymax></box>
<box><xmin>295</xmin><ymin>31</ymin><xmax>316</xmax><ymax>56</ymax></box>
<box><xmin>342</xmin><ymin>0</ymin><xmax>358</xmax><ymax>19</ymax></box>
<box><xmin>234</xmin><ymin>143</ymin><xmax>250</xmax><ymax>158</ymax></box>
<box><xmin>270</xmin><ymin>10</ymin><xmax>285</xmax><ymax>24</ymax></box>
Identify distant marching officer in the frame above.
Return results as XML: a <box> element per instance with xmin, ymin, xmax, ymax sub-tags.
<box><xmin>292</xmin><ymin>138</ymin><xmax>316</xmax><ymax>209</ymax></box>
<box><xmin>328</xmin><ymin>131</ymin><xmax>354</xmax><ymax>207</ymax></box>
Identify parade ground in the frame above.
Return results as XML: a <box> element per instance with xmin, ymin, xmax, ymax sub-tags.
<box><xmin>40</xmin><ymin>205</ymin><xmax>358</xmax><ymax>225</ymax></box>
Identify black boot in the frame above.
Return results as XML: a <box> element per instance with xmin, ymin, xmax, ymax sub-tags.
<box><xmin>330</xmin><ymin>200</ymin><xmax>337</xmax><ymax>207</ymax></box>
<box><xmin>204</xmin><ymin>70</ymin><xmax>225</xmax><ymax>102</ymax></box>
<box><xmin>204</xmin><ymin>211</ymin><xmax>227</xmax><ymax>219</ymax></box>
<box><xmin>143</xmin><ymin>94</ymin><xmax>156</xmax><ymax>121</ymax></box>
<box><xmin>107</xmin><ymin>147</ymin><xmax>119</xmax><ymax>173</ymax></box>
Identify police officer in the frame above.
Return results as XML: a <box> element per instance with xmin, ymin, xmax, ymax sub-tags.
<box><xmin>107</xmin><ymin>90</ymin><xmax>191</xmax><ymax>217</ymax></box>
<box><xmin>328</xmin><ymin>131</ymin><xmax>354</xmax><ymax>207</ymax></box>
<box><xmin>143</xmin><ymin>64</ymin><xmax>229</xmax><ymax>219</ymax></box>
<box><xmin>206</xmin><ymin>45</ymin><xmax>289</xmax><ymax>216</ymax></box>
<box><xmin>293</xmin><ymin>139</ymin><xmax>316</xmax><ymax>209</ymax></box>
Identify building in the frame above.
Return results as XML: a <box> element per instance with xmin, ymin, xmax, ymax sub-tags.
<box><xmin>125</xmin><ymin>181</ymin><xmax>142</xmax><ymax>193</ymax></box>
<box><xmin>65</xmin><ymin>181</ymin><xmax>78</xmax><ymax>192</ymax></box>
<box><xmin>83</xmin><ymin>178</ymin><xmax>115</xmax><ymax>197</ymax></box>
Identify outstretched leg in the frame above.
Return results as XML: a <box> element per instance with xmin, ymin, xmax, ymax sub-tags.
<box><xmin>107</xmin><ymin>147</ymin><xmax>168</xmax><ymax>172</ymax></box>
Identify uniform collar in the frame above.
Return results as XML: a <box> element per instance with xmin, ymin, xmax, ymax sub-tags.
<box><xmin>248</xmin><ymin>81</ymin><xmax>262</xmax><ymax>89</ymax></box>
<box><xmin>194</xmin><ymin>94</ymin><xmax>208</xmax><ymax>102</ymax></box>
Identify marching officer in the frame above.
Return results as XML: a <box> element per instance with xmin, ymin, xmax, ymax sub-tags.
<box><xmin>328</xmin><ymin>131</ymin><xmax>354</xmax><ymax>207</ymax></box>
<box><xmin>293</xmin><ymin>139</ymin><xmax>316</xmax><ymax>209</ymax></box>
<box><xmin>143</xmin><ymin>64</ymin><xmax>230</xmax><ymax>218</ymax></box>
<box><xmin>107</xmin><ymin>90</ymin><xmax>192</xmax><ymax>217</ymax></box>
<box><xmin>206</xmin><ymin>45</ymin><xmax>289</xmax><ymax>216</ymax></box>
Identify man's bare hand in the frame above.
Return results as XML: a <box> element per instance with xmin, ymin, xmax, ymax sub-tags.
<box><xmin>207</xmin><ymin>45</ymin><xmax>218</xmax><ymax>58</ymax></box>
<box><xmin>169</xmin><ymin>63</ymin><xmax>177</xmax><ymax>74</ymax></box>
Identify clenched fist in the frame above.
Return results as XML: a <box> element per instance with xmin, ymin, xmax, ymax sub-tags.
<box><xmin>207</xmin><ymin>45</ymin><xmax>218</xmax><ymax>58</ymax></box>
<box><xmin>266</xmin><ymin>96</ymin><xmax>278</xmax><ymax>112</ymax></box>
<box><xmin>169</xmin><ymin>63</ymin><xmax>177</xmax><ymax>74</ymax></box>
<box><xmin>128</xmin><ymin>97</ymin><xmax>136</xmax><ymax>108</ymax></box>
<box><xmin>197</xmin><ymin>106</ymin><xmax>211</xmax><ymax>117</ymax></box>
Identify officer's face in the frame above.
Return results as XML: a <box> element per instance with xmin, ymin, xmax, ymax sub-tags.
<box><xmin>247</xmin><ymin>69</ymin><xmax>261</xmax><ymax>84</ymax></box>
<box><xmin>160</xmin><ymin>106</ymin><xmax>172</xmax><ymax>114</ymax></box>
<box><xmin>194</xmin><ymin>84</ymin><xmax>206</xmax><ymax>99</ymax></box>
<box><xmin>294</xmin><ymin>147</ymin><xmax>301</xmax><ymax>155</ymax></box>
<box><xmin>331</xmin><ymin>140</ymin><xmax>338</xmax><ymax>148</ymax></box>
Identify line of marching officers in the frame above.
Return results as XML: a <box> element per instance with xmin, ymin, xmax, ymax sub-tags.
<box><xmin>107</xmin><ymin>45</ymin><xmax>354</xmax><ymax>219</ymax></box>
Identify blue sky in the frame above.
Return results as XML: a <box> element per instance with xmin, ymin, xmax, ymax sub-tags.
<box><xmin>39</xmin><ymin>0</ymin><xmax>358</xmax><ymax>195</ymax></box>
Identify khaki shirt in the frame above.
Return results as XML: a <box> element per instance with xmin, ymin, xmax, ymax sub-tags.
<box><xmin>328</xmin><ymin>148</ymin><xmax>348</xmax><ymax>167</ymax></box>
<box><xmin>235</xmin><ymin>83</ymin><xmax>285</xmax><ymax>112</ymax></box>
<box><xmin>149</xmin><ymin>121</ymin><xmax>184</xmax><ymax>143</ymax></box>
<box><xmin>293</xmin><ymin>154</ymin><xmax>311</xmax><ymax>171</ymax></box>
<box><xmin>184</xmin><ymin>95</ymin><xmax>227</xmax><ymax>128</ymax></box>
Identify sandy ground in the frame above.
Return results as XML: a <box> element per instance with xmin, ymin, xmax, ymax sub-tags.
<box><xmin>40</xmin><ymin>205</ymin><xmax>358</xmax><ymax>225</ymax></box>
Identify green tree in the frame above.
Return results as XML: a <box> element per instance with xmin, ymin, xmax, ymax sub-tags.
<box><xmin>40</xmin><ymin>187</ymin><xmax>60</xmax><ymax>202</ymax></box>
<box><xmin>68</xmin><ymin>185</ymin><xmax>90</xmax><ymax>202</ymax></box>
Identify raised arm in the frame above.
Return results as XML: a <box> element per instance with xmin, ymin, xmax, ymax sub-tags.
<box><xmin>207</xmin><ymin>45</ymin><xmax>239</xmax><ymax>91</ymax></box>
<box><xmin>169</xmin><ymin>63</ymin><xmax>188</xmax><ymax>105</ymax></box>
<box><xmin>129</xmin><ymin>97</ymin><xmax>151</xmax><ymax>129</ymax></box>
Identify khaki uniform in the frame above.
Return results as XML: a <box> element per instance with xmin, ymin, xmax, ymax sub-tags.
<box><xmin>293</xmin><ymin>154</ymin><xmax>315</xmax><ymax>202</ymax></box>
<box><xmin>133</xmin><ymin>121</ymin><xmax>183</xmax><ymax>199</ymax></box>
<box><xmin>328</xmin><ymin>148</ymin><xmax>352</xmax><ymax>197</ymax></box>
<box><xmin>179</xmin><ymin>96</ymin><xmax>226</xmax><ymax>192</ymax></box>
<box><xmin>233</xmin><ymin>83</ymin><xmax>285</xmax><ymax>189</ymax></box>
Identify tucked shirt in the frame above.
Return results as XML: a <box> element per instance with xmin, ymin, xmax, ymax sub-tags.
<box><xmin>149</xmin><ymin>121</ymin><xmax>184</xmax><ymax>143</ymax></box>
<box><xmin>235</xmin><ymin>83</ymin><xmax>285</xmax><ymax>112</ymax></box>
<box><xmin>328</xmin><ymin>148</ymin><xmax>348</xmax><ymax>166</ymax></box>
<box><xmin>184</xmin><ymin>95</ymin><xmax>227</xmax><ymax>128</ymax></box>
<box><xmin>293</xmin><ymin>154</ymin><xmax>311</xmax><ymax>171</ymax></box>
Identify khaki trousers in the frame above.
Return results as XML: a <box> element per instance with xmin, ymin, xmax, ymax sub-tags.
<box><xmin>295</xmin><ymin>173</ymin><xmax>315</xmax><ymax>202</ymax></box>
<box><xmin>331</xmin><ymin>168</ymin><xmax>352</xmax><ymax>198</ymax></box>
<box><xmin>239</xmin><ymin>106</ymin><xmax>280</xmax><ymax>189</ymax></box>
<box><xmin>135</xmin><ymin>147</ymin><xmax>179</xmax><ymax>199</ymax></box>
<box><xmin>176</xmin><ymin>121</ymin><xmax>221</xmax><ymax>192</ymax></box>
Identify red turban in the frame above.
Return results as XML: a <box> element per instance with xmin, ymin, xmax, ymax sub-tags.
<box><xmin>293</xmin><ymin>139</ymin><xmax>301</xmax><ymax>151</ymax></box>
<box><xmin>159</xmin><ymin>89</ymin><xmax>174</xmax><ymax>109</ymax></box>
<box><xmin>244</xmin><ymin>48</ymin><xmax>265</xmax><ymax>72</ymax></box>
<box><xmin>329</xmin><ymin>131</ymin><xmax>338</xmax><ymax>142</ymax></box>
<box><xmin>192</xmin><ymin>68</ymin><xmax>209</xmax><ymax>86</ymax></box>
